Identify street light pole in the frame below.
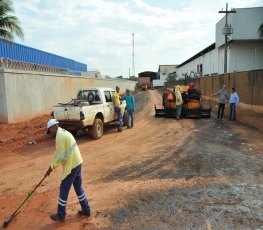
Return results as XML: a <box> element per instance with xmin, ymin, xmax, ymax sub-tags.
<box><xmin>219</xmin><ymin>3</ymin><xmax>236</xmax><ymax>73</ymax></box>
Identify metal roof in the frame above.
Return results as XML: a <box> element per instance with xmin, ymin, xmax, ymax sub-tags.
<box><xmin>177</xmin><ymin>43</ymin><xmax>215</xmax><ymax>68</ymax></box>
<box><xmin>0</xmin><ymin>39</ymin><xmax>87</xmax><ymax>72</ymax></box>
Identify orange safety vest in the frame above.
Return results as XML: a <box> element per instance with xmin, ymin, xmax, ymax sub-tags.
<box><xmin>167</xmin><ymin>93</ymin><xmax>174</xmax><ymax>100</ymax></box>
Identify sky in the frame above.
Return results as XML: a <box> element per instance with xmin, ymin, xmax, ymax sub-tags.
<box><xmin>11</xmin><ymin>0</ymin><xmax>263</xmax><ymax>78</ymax></box>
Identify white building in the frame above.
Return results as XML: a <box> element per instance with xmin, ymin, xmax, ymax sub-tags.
<box><xmin>176</xmin><ymin>6</ymin><xmax>263</xmax><ymax>79</ymax></box>
<box><xmin>157</xmin><ymin>65</ymin><xmax>178</xmax><ymax>80</ymax></box>
<box><xmin>80</xmin><ymin>70</ymin><xmax>102</xmax><ymax>78</ymax></box>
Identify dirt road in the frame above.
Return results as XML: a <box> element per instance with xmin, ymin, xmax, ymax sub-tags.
<box><xmin>0</xmin><ymin>90</ymin><xmax>263</xmax><ymax>229</ymax></box>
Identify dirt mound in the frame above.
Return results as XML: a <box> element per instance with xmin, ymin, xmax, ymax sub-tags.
<box><xmin>0</xmin><ymin>115</ymin><xmax>51</xmax><ymax>153</ymax></box>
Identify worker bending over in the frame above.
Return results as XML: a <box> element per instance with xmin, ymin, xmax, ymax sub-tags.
<box><xmin>45</xmin><ymin>119</ymin><xmax>91</xmax><ymax>222</ymax></box>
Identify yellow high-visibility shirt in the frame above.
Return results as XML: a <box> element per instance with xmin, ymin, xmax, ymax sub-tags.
<box><xmin>112</xmin><ymin>92</ymin><xmax>121</xmax><ymax>107</ymax></box>
<box><xmin>50</xmin><ymin>127</ymin><xmax>83</xmax><ymax>180</ymax></box>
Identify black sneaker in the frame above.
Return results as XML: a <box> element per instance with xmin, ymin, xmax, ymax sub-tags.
<box><xmin>78</xmin><ymin>210</ymin><xmax>91</xmax><ymax>217</ymax></box>
<box><xmin>50</xmin><ymin>214</ymin><xmax>65</xmax><ymax>222</ymax></box>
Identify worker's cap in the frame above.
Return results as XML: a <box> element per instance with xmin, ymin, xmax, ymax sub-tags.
<box><xmin>46</xmin><ymin>119</ymin><xmax>59</xmax><ymax>134</ymax></box>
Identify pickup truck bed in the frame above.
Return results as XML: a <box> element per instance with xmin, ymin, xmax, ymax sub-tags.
<box><xmin>52</xmin><ymin>87</ymin><xmax>126</xmax><ymax>139</ymax></box>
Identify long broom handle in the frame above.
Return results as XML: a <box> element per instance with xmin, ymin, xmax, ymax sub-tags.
<box><xmin>8</xmin><ymin>175</ymin><xmax>47</xmax><ymax>218</ymax></box>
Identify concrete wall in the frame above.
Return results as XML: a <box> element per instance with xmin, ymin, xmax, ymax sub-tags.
<box><xmin>0</xmin><ymin>73</ymin><xmax>7</xmax><ymax>122</ymax></box>
<box><xmin>192</xmin><ymin>69</ymin><xmax>263</xmax><ymax>113</ymax></box>
<box><xmin>0</xmin><ymin>69</ymin><xmax>136</xmax><ymax>124</ymax></box>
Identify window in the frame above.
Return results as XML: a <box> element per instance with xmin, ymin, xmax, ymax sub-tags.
<box><xmin>77</xmin><ymin>90</ymin><xmax>101</xmax><ymax>102</ymax></box>
<box><xmin>104</xmin><ymin>91</ymin><xmax>112</xmax><ymax>102</ymax></box>
<box><xmin>197</xmin><ymin>64</ymin><xmax>203</xmax><ymax>74</ymax></box>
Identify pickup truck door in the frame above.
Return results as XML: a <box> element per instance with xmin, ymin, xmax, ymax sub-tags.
<box><xmin>103</xmin><ymin>90</ymin><xmax>115</xmax><ymax>122</ymax></box>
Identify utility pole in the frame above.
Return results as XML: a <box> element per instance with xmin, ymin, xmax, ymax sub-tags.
<box><xmin>218</xmin><ymin>3</ymin><xmax>236</xmax><ymax>73</ymax></box>
<box><xmin>132</xmin><ymin>33</ymin><xmax>135</xmax><ymax>77</ymax></box>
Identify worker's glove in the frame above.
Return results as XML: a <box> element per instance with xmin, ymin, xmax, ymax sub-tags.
<box><xmin>45</xmin><ymin>166</ymin><xmax>52</xmax><ymax>177</ymax></box>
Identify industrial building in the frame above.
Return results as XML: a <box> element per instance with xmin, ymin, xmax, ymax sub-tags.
<box><xmin>138</xmin><ymin>71</ymin><xmax>157</xmax><ymax>88</ymax></box>
<box><xmin>176</xmin><ymin>6</ymin><xmax>263</xmax><ymax>78</ymax></box>
<box><xmin>158</xmin><ymin>6</ymin><xmax>263</xmax><ymax>81</ymax></box>
<box><xmin>0</xmin><ymin>38</ymin><xmax>87</xmax><ymax>75</ymax></box>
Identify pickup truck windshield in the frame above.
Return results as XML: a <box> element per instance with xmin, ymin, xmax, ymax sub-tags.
<box><xmin>77</xmin><ymin>90</ymin><xmax>101</xmax><ymax>102</ymax></box>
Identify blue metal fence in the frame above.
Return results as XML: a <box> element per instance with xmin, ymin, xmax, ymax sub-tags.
<box><xmin>0</xmin><ymin>39</ymin><xmax>87</xmax><ymax>72</ymax></box>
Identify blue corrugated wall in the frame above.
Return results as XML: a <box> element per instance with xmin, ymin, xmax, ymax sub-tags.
<box><xmin>0</xmin><ymin>39</ymin><xmax>87</xmax><ymax>72</ymax></box>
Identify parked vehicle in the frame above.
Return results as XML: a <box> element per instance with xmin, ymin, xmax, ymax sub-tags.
<box><xmin>52</xmin><ymin>87</ymin><xmax>126</xmax><ymax>139</ymax></box>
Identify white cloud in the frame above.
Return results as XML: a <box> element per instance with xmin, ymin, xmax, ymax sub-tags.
<box><xmin>12</xmin><ymin>0</ymin><xmax>263</xmax><ymax>77</ymax></box>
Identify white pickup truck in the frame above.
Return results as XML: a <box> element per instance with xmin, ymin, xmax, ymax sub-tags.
<box><xmin>52</xmin><ymin>87</ymin><xmax>126</xmax><ymax>139</ymax></box>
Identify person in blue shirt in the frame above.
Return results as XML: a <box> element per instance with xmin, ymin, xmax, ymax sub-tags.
<box><xmin>122</xmin><ymin>89</ymin><xmax>135</xmax><ymax>128</ymax></box>
<box><xmin>229</xmin><ymin>87</ymin><xmax>239</xmax><ymax>121</ymax></box>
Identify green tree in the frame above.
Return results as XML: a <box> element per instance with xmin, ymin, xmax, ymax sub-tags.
<box><xmin>258</xmin><ymin>22</ymin><xmax>263</xmax><ymax>39</ymax></box>
<box><xmin>0</xmin><ymin>0</ymin><xmax>24</xmax><ymax>42</ymax></box>
<box><xmin>166</xmin><ymin>72</ymin><xmax>177</xmax><ymax>83</ymax></box>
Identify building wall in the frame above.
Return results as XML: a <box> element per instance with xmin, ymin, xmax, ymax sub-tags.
<box><xmin>203</xmin><ymin>48</ymin><xmax>218</xmax><ymax>75</ymax></box>
<box><xmin>0</xmin><ymin>69</ymin><xmax>136</xmax><ymax>124</ymax></box>
<box><xmin>177</xmin><ymin>39</ymin><xmax>263</xmax><ymax>77</ymax></box>
<box><xmin>176</xmin><ymin>48</ymin><xmax>219</xmax><ymax>78</ymax></box>
<box><xmin>216</xmin><ymin>7</ymin><xmax>263</xmax><ymax>47</ymax></box>
<box><xmin>229</xmin><ymin>40</ymin><xmax>263</xmax><ymax>72</ymax></box>
<box><xmin>217</xmin><ymin>46</ymin><xmax>225</xmax><ymax>74</ymax></box>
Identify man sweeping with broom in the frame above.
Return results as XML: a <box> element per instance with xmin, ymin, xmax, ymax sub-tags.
<box><xmin>45</xmin><ymin>119</ymin><xmax>91</xmax><ymax>222</ymax></box>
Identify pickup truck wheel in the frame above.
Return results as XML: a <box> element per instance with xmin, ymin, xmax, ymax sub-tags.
<box><xmin>91</xmin><ymin>118</ymin><xmax>103</xmax><ymax>139</ymax></box>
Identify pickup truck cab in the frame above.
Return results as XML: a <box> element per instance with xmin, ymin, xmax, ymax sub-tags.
<box><xmin>52</xmin><ymin>87</ymin><xmax>126</xmax><ymax>139</ymax></box>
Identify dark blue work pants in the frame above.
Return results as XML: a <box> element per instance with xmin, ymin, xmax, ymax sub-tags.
<box><xmin>57</xmin><ymin>164</ymin><xmax>90</xmax><ymax>218</ymax></box>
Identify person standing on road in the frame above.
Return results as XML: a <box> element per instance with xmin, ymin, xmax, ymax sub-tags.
<box><xmin>211</xmin><ymin>85</ymin><xmax>228</xmax><ymax>120</ymax></box>
<box><xmin>229</xmin><ymin>88</ymin><xmax>239</xmax><ymax>121</ymax></box>
<box><xmin>112</xmin><ymin>86</ymin><xmax>123</xmax><ymax>132</ymax></box>
<box><xmin>45</xmin><ymin>119</ymin><xmax>91</xmax><ymax>222</ymax></box>
<box><xmin>122</xmin><ymin>89</ymin><xmax>135</xmax><ymax>128</ymax></box>
<box><xmin>175</xmin><ymin>85</ymin><xmax>183</xmax><ymax>120</ymax></box>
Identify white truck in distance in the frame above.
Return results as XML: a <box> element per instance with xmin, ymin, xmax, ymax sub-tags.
<box><xmin>52</xmin><ymin>87</ymin><xmax>126</xmax><ymax>139</ymax></box>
